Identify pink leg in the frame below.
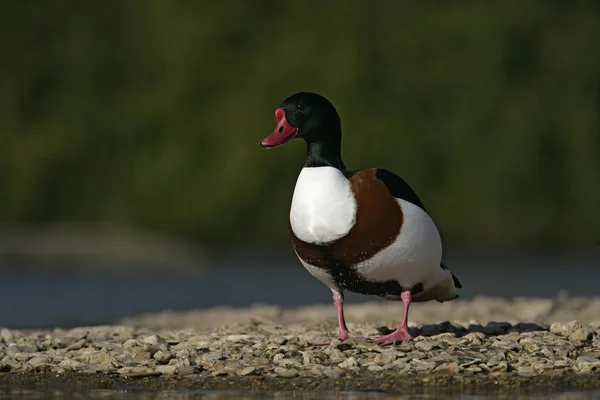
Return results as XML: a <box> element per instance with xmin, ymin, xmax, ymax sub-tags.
<box><xmin>333</xmin><ymin>290</ymin><xmax>353</xmax><ymax>341</ymax></box>
<box><xmin>374</xmin><ymin>288</ymin><xmax>413</xmax><ymax>345</ymax></box>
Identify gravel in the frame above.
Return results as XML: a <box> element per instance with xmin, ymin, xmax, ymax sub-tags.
<box><xmin>1</xmin><ymin>297</ymin><xmax>600</xmax><ymax>393</ymax></box>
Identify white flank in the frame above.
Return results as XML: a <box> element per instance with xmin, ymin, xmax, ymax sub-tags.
<box><xmin>290</xmin><ymin>167</ymin><xmax>357</xmax><ymax>244</ymax></box>
<box><xmin>353</xmin><ymin>199</ymin><xmax>455</xmax><ymax>298</ymax></box>
<box><xmin>297</xmin><ymin>198</ymin><xmax>458</xmax><ymax>300</ymax></box>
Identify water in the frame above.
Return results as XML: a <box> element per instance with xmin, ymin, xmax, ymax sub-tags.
<box><xmin>0</xmin><ymin>252</ymin><xmax>599</xmax><ymax>328</ymax></box>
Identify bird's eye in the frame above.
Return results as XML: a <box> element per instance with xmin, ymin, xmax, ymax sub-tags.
<box><xmin>296</xmin><ymin>104</ymin><xmax>304</xmax><ymax>110</ymax></box>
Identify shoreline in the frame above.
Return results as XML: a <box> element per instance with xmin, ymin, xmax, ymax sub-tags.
<box><xmin>2</xmin><ymin>371</ymin><xmax>600</xmax><ymax>395</ymax></box>
<box><xmin>1</xmin><ymin>298</ymin><xmax>600</xmax><ymax>394</ymax></box>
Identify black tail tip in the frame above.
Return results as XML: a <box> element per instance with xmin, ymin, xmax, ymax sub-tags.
<box><xmin>452</xmin><ymin>273</ymin><xmax>463</xmax><ymax>289</ymax></box>
<box><xmin>441</xmin><ymin>262</ymin><xmax>463</xmax><ymax>289</ymax></box>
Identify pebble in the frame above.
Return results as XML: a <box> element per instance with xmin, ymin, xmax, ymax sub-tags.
<box><xmin>517</xmin><ymin>366</ymin><xmax>538</xmax><ymax>377</ymax></box>
<box><xmin>239</xmin><ymin>366</ymin><xmax>258</xmax><ymax>376</ymax></box>
<box><xmin>435</xmin><ymin>362</ymin><xmax>460</xmax><ymax>374</ymax></box>
<box><xmin>156</xmin><ymin>365</ymin><xmax>177</xmax><ymax>375</ymax></box>
<box><xmin>66</xmin><ymin>339</ymin><xmax>86</xmax><ymax>351</ymax></box>
<box><xmin>322</xmin><ymin>367</ymin><xmax>343</xmax><ymax>379</ymax></box>
<box><xmin>338</xmin><ymin>356</ymin><xmax>358</xmax><ymax>369</ymax></box>
<box><xmin>1</xmin><ymin>311</ymin><xmax>598</xmax><ymax>381</ymax></box>
<box><xmin>153</xmin><ymin>350</ymin><xmax>173</xmax><ymax>363</ymax></box>
<box><xmin>273</xmin><ymin>367</ymin><xmax>299</xmax><ymax>378</ymax></box>
<box><xmin>415</xmin><ymin>340</ymin><xmax>438</xmax><ymax>352</ymax></box>
<box><xmin>1</xmin><ymin>328</ymin><xmax>14</xmax><ymax>343</ymax></box>
<box><xmin>118</xmin><ymin>366</ymin><xmax>161</xmax><ymax>378</ymax></box>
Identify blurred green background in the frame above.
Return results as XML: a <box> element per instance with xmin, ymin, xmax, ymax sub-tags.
<box><xmin>1</xmin><ymin>0</ymin><xmax>599</xmax><ymax>254</ymax></box>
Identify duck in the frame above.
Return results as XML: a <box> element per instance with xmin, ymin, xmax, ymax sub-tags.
<box><xmin>259</xmin><ymin>92</ymin><xmax>462</xmax><ymax>344</ymax></box>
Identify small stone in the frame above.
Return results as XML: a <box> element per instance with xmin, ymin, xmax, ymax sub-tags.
<box><xmin>327</xmin><ymin>350</ymin><xmax>346</xmax><ymax>363</ymax></box>
<box><xmin>14</xmin><ymin>352</ymin><xmax>32</xmax><ymax>362</ymax></box>
<box><xmin>435</xmin><ymin>362</ymin><xmax>460</xmax><ymax>374</ymax></box>
<box><xmin>225</xmin><ymin>334</ymin><xmax>253</xmax><ymax>343</ymax></box>
<box><xmin>132</xmin><ymin>350</ymin><xmax>152</xmax><ymax>363</ymax></box>
<box><xmin>239</xmin><ymin>366</ymin><xmax>258</xmax><ymax>376</ymax></box>
<box><xmin>569</xmin><ymin>328</ymin><xmax>593</xmax><ymax>342</ymax></box>
<box><xmin>374</xmin><ymin>352</ymin><xmax>398</xmax><ymax>365</ymax></box>
<box><xmin>273</xmin><ymin>367</ymin><xmax>299</xmax><ymax>378</ymax></box>
<box><xmin>322</xmin><ymin>367</ymin><xmax>343</xmax><ymax>379</ymax></box>
<box><xmin>272</xmin><ymin>337</ymin><xmax>288</xmax><ymax>345</ymax></box>
<box><xmin>308</xmin><ymin>366</ymin><xmax>324</xmax><ymax>376</ymax></box>
<box><xmin>1</xmin><ymin>329</ymin><xmax>14</xmax><ymax>343</ymax></box>
<box><xmin>554</xmin><ymin>360</ymin><xmax>571</xmax><ymax>369</ymax></box>
<box><xmin>490</xmin><ymin>361</ymin><xmax>508</xmax><ymax>372</ymax></box>
<box><xmin>156</xmin><ymin>365</ymin><xmax>177</xmax><ymax>375</ymax></box>
<box><xmin>540</xmin><ymin>347</ymin><xmax>555</xmax><ymax>359</ymax></box>
<box><xmin>415</xmin><ymin>340</ymin><xmax>438</xmax><ymax>352</ymax></box>
<box><xmin>495</xmin><ymin>340</ymin><xmax>522</xmax><ymax>352</ymax></box>
<box><xmin>58</xmin><ymin>359</ymin><xmax>84</xmax><ymax>370</ymax></box>
<box><xmin>66</xmin><ymin>339</ymin><xmax>86</xmax><ymax>351</ymax></box>
<box><xmin>51</xmin><ymin>336</ymin><xmax>74</xmax><ymax>349</ymax></box>
<box><xmin>550</xmin><ymin>322</ymin><xmax>565</xmax><ymax>336</ymax></box>
<box><xmin>123</xmin><ymin>339</ymin><xmax>142</xmax><ymax>349</ymax></box>
<box><xmin>141</xmin><ymin>335</ymin><xmax>166</xmax><ymax>346</ymax></box>
<box><xmin>521</xmin><ymin>341</ymin><xmax>540</xmax><ymax>353</ymax></box>
<box><xmin>575</xmin><ymin>356</ymin><xmax>600</xmax><ymax>373</ymax></box>
<box><xmin>179</xmin><ymin>366</ymin><xmax>198</xmax><ymax>376</ymax></box>
<box><xmin>460</xmin><ymin>358</ymin><xmax>483</xmax><ymax>368</ymax></box>
<box><xmin>78</xmin><ymin>365</ymin><xmax>102</xmax><ymax>374</ymax></box>
<box><xmin>16</xmin><ymin>344</ymin><xmax>37</xmax><ymax>353</ymax></box>
<box><xmin>551</xmin><ymin>321</ymin><xmax>584</xmax><ymax>338</ymax></box>
<box><xmin>86</xmin><ymin>351</ymin><xmax>117</xmax><ymax>367</ymax></box>
<box><xmin>153</xmin><ymin>350</ymin><xmax>174</xmax><ymax>363</ymax></box>
<box><xmin>118</xmin><ymin>366</ymin><xmax>161</xmax><ymax>378</ymax></box>
<box><xmin>517</xmin><ymin>366</ymin><xmax>538</xmax><ymax>377</ymax></box>
<box><xmin>389</xmin><ymin>358</ymin><xmax>410</xmax><ymax>371</ymax></box>
<box><xmin>338</xmin><ymin>356</ymin><xmax>358</xmax><ymax>369</ymax></box>
<box><xmin>275</xmin><ymin>357</ymin><xmax>302</xmax><ymax>368</ymax></box>
<box><xmin>460</xmin><ymin>332</ymin><xmax>485</xmax><ymax>345</ymax></box>
<box><xmin>27</xmin><ymin>355</ymin><xmax>50</xmax><ymax>366</ymax></box>
<box><xmin>280</xmin><ymin>344</ymin><xmax>300</xmax><ymax>356</ymax></box>
<box><xmin>411</xmin><ymin>359</ymin><xmax>437</xmax><ymax>371</ymax></box>
<box><xmin>488</xmin><ymin>351</ymin><xmax>507</xmax><ymax>363</ymax></box>
<box><xmin>465</xmin><ymin>365</ymin><xmax>483</xmax><ymax>373</ymax></box>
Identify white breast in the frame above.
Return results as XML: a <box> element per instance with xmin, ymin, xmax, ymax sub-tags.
<box><xmin>290</xmin><ymin>167</ymin><xmax>357</xmax><ymax>244</ymax></box>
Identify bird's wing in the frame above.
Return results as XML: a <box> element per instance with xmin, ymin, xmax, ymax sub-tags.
<box><xmin>374</xmin><ymin>168</ymin><xmax>427</xmax><ymax>211</ymax></box>
<box><xmin>375</xmin><ymin>168</ymin><xmax>463</xmax><ymax>289</ymax></box>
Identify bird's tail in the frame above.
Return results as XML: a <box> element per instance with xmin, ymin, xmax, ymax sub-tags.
<box><xmin>441</xmin><ymin>262</ymin><xmax>462</xmax><ymax>289</ymax></box>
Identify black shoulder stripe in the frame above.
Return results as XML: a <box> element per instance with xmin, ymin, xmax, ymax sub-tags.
<box><xmin>375</xmin><ymin>168</ymin><xmax>426</xmax><ymax>211</ymax></box>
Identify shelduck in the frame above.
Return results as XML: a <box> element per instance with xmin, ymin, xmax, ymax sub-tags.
<box><xmin>259</xmin><ymin>92</ymin><xmax>462</xmax><ymax>344</ymax></box>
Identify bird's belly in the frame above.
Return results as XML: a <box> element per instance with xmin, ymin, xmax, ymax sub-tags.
<box><xmin>298</xmin><ymin>259</ymin><xmax>339</xmax><ymax>291</ymax></box>
<box><xmin>353</xmin><ymin>199</ymin><xmax>443</xmax><ymax>288</ymax></box>
<box><xmin>292</xmin><ymin>199</ymin><xmax>444</xmax><ymax>296</ymax></box>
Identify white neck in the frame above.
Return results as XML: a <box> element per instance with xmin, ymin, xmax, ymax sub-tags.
<box><xmin>290</xmin><ymin>167</ymin><xmax>357</xmax><ymax>245</ymax></box>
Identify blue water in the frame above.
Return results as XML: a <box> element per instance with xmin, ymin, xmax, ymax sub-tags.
<box><xmin>0</xmin><ymin>252</ymin><xmax>598</xmax><ymax>328</ymax></box>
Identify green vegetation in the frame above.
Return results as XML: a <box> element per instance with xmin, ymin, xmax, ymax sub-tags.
<box><xmin>1</xmin><ymin>1</ymin><xmax>599</xmax><ymax>251</ymax></box>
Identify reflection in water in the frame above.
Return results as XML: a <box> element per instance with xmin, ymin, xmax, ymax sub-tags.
<box><xmin>3</xmin><ymin>390</ymin><xmax>600</xmax><ymax>400</ymax></box>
